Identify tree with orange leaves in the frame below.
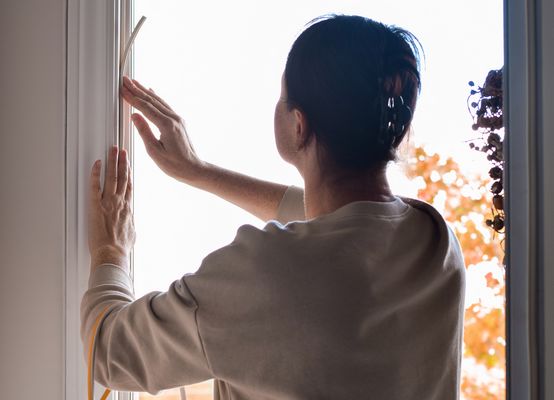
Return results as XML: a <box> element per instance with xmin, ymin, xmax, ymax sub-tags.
<box><xmin>404</xmin><ymin>146</ymin><xmax>505</xmax><ymax>400</ymax></box>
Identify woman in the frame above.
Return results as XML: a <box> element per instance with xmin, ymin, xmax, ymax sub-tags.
<box><xmin>82</xmin><ymin>15</ymin><xmax>465</xmax><ymax>399</ymax></box>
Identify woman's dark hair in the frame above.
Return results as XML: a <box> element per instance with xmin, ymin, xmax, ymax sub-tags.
<box><xmin>284</xmin><ymin>14</ymin><xmax>423</xmax><ymax>170</ymax></box>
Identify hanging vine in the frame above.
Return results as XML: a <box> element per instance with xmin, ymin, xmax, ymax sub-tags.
<box><xmin>467</xmin><ymin>68</ymin><xmax>505</xmax><ymax>240</ymax></box>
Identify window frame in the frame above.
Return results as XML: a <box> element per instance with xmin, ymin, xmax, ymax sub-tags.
<box><xmin>505</xmin><ymin>0</ymin><xmax>554</xmax><ymax>398</ymax></box>
<box><xmin>64</xmin><ymin>0</ymin><xmax>554</xmax><ymax>399</ymax></box>
<box><xmin>65</xmin><ymin>0</ymin><xmax>132</xmax><ymax>398</ymax></box>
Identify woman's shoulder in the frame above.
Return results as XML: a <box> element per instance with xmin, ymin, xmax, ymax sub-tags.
<box><xmin>399</xmin><ymin>195</ymin><xmax>462</xmax><ymax>236</ymax></box>
<box><xmin>191</xmin><ymin>222</ymin><xmax>291</xmax><ymax>274</ymax></box>
<box><xmin>398</xmin><ymin>196</ymin><xmax>465</xmax><ymax>271</ymax></box>
<box><xmin>397</xmin><ymin>195</ymin><xmax>446</xmax><ymax>222</ymax></box>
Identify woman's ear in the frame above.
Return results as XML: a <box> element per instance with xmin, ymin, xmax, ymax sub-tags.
<box><xmin>293</xmin><ymin>108</ymin><xmax>312</xmax><ymax>150</ymax></box>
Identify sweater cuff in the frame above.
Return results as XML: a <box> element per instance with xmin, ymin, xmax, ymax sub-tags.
<box><xmin>88</xmin><ymin>263</ymin><xmax>134</xmax><ymax>291</ymax></box>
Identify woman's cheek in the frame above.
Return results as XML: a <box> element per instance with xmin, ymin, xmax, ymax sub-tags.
<box><xmin>274</xmin><ymin>104</ymin><xmax>294</xmax><ymax>163</ymax></box>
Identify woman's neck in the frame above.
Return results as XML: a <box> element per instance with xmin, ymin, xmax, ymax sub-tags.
<box><xmin>301</xmin><ymin>165</ymin><xmax>394</xmax><ymax>220</ymax></box>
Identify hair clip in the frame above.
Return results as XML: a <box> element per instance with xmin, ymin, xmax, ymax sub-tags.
<box><xmin>384</xmin><ymin>95</ymin><xmax>412</xmax><ymax>141</ymax></box>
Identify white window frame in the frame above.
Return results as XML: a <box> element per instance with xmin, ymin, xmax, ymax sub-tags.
<box><xmin>65</xmin><ymin>0</ymin><xmax>133</xmax><ymax>398</ymax></box>
<box><xmin>64</xmin><ymin>0</ymin><xmax>554</xmax><ymax>399</ymax></box>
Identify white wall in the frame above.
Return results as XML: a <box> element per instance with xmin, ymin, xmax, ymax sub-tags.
<box><xmin>0</xmin><ymin>0</ymin><xmax>66</xmax><ymax>399</ymax></box>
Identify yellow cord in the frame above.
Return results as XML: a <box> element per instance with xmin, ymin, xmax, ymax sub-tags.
<box><xmin>88</xmin><ymin>306</ymin><xmax>112</xmax><ymax>400</ymax></box>
<box><xmin>100</xmin><ymin>388</ymin><xmax>112</xmax><ymax>400</ymax></box>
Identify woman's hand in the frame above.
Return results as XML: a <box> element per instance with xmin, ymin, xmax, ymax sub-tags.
<box><xmin>88</xmin><ymin>146</ymin><xmax>136</xmax><ymax>270</ymax></box>
<box><xmin>121</xmin><ymin>76</ymin><xmax>205</xmax><ymax>184</ymax></box>
<box><xmin>121</xmin><ymin>76</ymin><xmax>292</xmax><ymax>222</ymax></box>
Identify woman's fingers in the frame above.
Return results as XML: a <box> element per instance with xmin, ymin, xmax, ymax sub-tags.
<box><xmin>125</xmin><ymin>163</ymin><xmax>133</xmax><ymax>204</ymax></box>
<box><xmin>90</xmin><ymin>159</ymin><xmax>102</xmax><ymax>200</ymax></box>
<box><xmin>104</xmin><ymin>146</ymin><xmax>119</xmax><ymax>197</ymax></box>
<box><xmin>121</xmin><ymin>84</ymin><xmax>174</xmax><ymax>130</ymax></box>
<box><xmin>116</xmin><ymin>148</ymin><xmax>129</xmax><ymax>196</ymax></box>
<box><xmin>122</xmin><ymin>76</ymin><xmax>178</xmax><ymax>121</ymax></box>
<box><xmin>131</xmin><ymin>113</ymin><xmax>163</xmax><ymax>154</ymax></box>
<box><xmin>131</xmin><ymin>78</ymin><xmax>174</xmax><ymax>112</ymax></box>
<box><xmin>97</xmin><ymin>147</ymin><xmax>131</xmax><ymax>199</ymax></box>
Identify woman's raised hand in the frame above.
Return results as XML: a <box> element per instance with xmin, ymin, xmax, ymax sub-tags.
<box><xmin>121</xmin><ymin>76</ymin><xmax>205</xmax><ymax>183</ymax></box>
<box><xmin>121</xmin><ymin>76</ymin><xmax>289</xmax><ymax>222</ymax></box>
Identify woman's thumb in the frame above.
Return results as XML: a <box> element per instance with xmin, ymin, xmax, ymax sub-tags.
<box><xmin>131</xmin><ymin>113</ymin><xmax>162</xmax><ymax>154</ymax></box>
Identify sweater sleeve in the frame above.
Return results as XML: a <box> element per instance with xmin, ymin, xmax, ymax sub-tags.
<box><xmin>275</xmin><ymin>185</ymin><xmax>305</xmax><ymax>224</ymax></box>
<box><xmin>80</xmin><ymin>264</ymin><xmax>213</xmax><ymax>395</ymax></box>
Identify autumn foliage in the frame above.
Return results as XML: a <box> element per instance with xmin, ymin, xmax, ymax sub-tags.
<box><xmin>404</xmin><ymin>146</ymin><xmax>505</xmax><ymax>399</ymax></box>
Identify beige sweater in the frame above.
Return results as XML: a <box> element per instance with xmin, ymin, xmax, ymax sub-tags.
<box><xmin>81</xmin><ymin>185</ymin><xmax>465</xmax><ymax>399</ymax></box>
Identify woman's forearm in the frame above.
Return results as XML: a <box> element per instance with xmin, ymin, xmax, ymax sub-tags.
<box><xmin>185</xmin><ymin>162</ymin><xmax>290</xmax><ymax>222</ymax></box>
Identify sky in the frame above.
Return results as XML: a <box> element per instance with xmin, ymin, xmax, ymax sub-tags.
<box><xmin>131</xmin><ymin>0</ymin><xmax>504</xmax><ymax>297</ymax></box>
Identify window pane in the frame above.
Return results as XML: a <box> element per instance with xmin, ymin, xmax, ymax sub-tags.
<box><xmin>132</xmin><ymin>2</ymin><xmax>505</xmax><ymax>399</ymax></box>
